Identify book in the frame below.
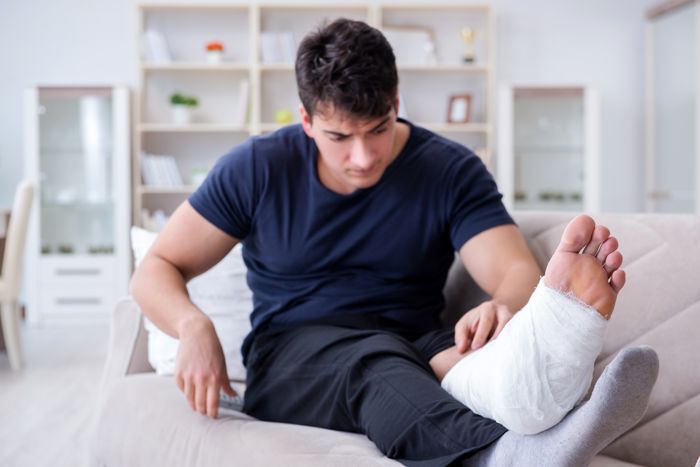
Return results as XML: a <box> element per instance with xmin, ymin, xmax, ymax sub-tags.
<box><xmin>141</xmin><ymin>29</ymin><xmax>172</xmax><ymax>64</ymax></box>
<box><xmin>236</xmin><ymin>79</ymin><xmax>250</xmax><ymax>126</ymax></box>
<box><xmin>280</xmin><ymin>32</ymin><xmax>298</xmax><ymax>63</ymax></box>
<box><xmin>140</xmin><ymin>152</ymin><xmax>183</xmax><ymax>187</ymax></box>
<box><xmin>259</xmin><ymin>32</ymin><xmax>282</xmax><ymax>64</ymax></box>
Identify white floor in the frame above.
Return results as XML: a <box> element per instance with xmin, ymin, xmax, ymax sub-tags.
<box><xmin>0</xmin><ymin>322</ymin><xmax>109</xmax><ymax>467</ymax></box>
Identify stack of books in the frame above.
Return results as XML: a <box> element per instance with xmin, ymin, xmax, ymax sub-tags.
<box><xmin>140</xmin><ymin>152</ymin><xmax>184</xmax><ymax>187</ymax></box>
<box><xmin>141</xmin><ymin>30</ymin><xmax>172</xmax><ymax>64</ymax></box>
<box><xmin>259</xmin><ymin>31</ymin><xmax>298</xmax><ymax>64</ymax></box>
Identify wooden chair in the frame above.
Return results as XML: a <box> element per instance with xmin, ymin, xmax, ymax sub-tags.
<box><xmin>0</xmin><ymin>181</ymin><xmax>34</xmax><ymax>370</ymax></box>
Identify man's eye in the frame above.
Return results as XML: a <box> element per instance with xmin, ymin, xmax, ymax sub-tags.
<box><xmin>330</xmin><ymin>136</ymin><xmax>347</xmax><ymax>142</ymax></box>
<box><xmin>372</xmin><ymin>128</ymin><xmax>386</xmax><ymax>135</ymax></box>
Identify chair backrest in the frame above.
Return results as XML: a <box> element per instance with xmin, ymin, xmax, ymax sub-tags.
<box><xmin>1</xmin><ymin>180</ymin><xmax>34</xmax><ymax>299</ymax></box>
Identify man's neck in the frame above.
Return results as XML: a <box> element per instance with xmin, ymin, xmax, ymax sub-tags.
<box><xmin>391</xmin><ymin>120</ymin><xmax>410</xmax><ymax>161</ymax></box>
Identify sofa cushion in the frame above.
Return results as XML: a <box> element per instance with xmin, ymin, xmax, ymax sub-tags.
<box><xmin>92</xmin><ymin>373</ymin><xmax>400</xmax><ymax>467</ymax></box>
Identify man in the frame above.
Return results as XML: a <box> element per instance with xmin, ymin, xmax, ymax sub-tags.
<box><xmin>131</xmin><ymin>19</ymin><xmax>658</xmax><ymax>466</ymax></box>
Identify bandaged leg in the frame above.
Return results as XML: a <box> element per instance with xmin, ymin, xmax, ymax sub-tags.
<box><xmin>441</xmin><ymin>278</ymin><xmax>607</xmax><ymax>435</ymax></box>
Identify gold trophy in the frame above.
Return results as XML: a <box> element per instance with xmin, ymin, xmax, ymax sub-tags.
<box><xmin>460</xmin><ymin>27</ymin><xmax>476</xmax><ymax>63</ymax></box>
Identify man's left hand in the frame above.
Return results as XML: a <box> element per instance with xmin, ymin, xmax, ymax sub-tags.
<box><xmin>454</xmin><ymin>300</ymin><xmax>515</xmax><ymax>354</ymax></box>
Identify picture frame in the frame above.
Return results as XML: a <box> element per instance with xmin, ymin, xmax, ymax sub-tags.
<box><xmin>382</xmin><ymin>25</ymin><xmax>438</xmax><ymax>66</ymax></box>
<box><xmin>447</xmin><ymin>94</ymin><xmax>472</xmax><ymax>123</ymax></box>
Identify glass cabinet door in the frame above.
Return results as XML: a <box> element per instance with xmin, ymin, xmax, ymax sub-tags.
<box><xmin>37</xmin><ymin>88</ymin><xmax>115</xmax><ymax>256</ymax></box>
<box><xmin>498</xmin><ymin>85</ymin><xmax>599</xmax><ymax>212</ymax></box>
<box><xmin>513</xmin><ymin>88</ymin><xmax>585</xmax><ymax>211</ymax></box>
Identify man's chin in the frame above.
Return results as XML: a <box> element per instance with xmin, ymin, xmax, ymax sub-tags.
<box><xmin>350</xmin><ymin>173</ymin><xmax>382</xmax><ymax>190</ymax></box>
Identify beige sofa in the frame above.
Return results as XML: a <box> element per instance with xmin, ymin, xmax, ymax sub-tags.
<box><xmin>90</xmin><ymin>212</ymin><xmax>700</xmax><ymax>467</ymax></box>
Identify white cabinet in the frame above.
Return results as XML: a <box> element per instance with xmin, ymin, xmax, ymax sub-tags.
<box><xmin>135</xmin><ymin>4</ymin><xmax>495</xmax><ymax>228</ymax></box>
<box><xmin>645</xmin><ymin>1</ymin><xmax>700</xmax><ymax>213</ymax></box>
<box><xmin>24</xmin><ymin>86</ymin><xmax>130</xmax><ymax>324</ymax></box>
<box><xmin>497</xmin><ymin>84</ymin><xmax>600</xmax><ymax>213</ymax></box>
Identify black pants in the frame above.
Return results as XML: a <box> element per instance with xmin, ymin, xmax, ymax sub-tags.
<box><xmin>243</xmin><ymin>317</ymin><xmax>506</xmax><ymax>466</ymax></box>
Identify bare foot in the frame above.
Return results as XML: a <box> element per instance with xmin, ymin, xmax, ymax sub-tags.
<box><xmin>544</xmin><ymin>215</ymin><xmax>626</xmax><ymax>319</ymax></box>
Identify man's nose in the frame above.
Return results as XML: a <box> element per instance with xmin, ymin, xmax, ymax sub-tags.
<box><xmin>350</xmin><ymin>140</ymin><xmax>374</xmax><ymax>169</ymax></box>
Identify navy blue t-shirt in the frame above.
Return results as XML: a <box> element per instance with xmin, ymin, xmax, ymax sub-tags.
<box><xmin>189</xmin><ymin>119</ymin><xmax>514</xmax><ymax>361</ymax></box>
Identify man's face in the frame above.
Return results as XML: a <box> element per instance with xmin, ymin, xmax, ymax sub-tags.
<box><xmin>300</xmin><ymin>102</ymin><xmax>399</xmax><ymax>195</ymax></box>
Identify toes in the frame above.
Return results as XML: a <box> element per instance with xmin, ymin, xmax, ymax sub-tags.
<box><xmin>603</xmin><ymin>251</ymin><xmax>623</xmax><ymax>276</ymax></box>
<box><xmin>557</xmin><ymin>215</ymin><xmax>595</xmax><ymax>254</ymax></box>
<box><xmin>583</xmin><ymin>224</ymin><xmax>611</xmax><ymax>256</ymax></box>
<box><xmin>596</xmin><ymin>236</ymin><xmax>619</xmax><ymax>263</ymax></box>
<box><xmin>610</xmin><ymin>269</ymin><xmax>626</xmax><ymax>293</ymax></box>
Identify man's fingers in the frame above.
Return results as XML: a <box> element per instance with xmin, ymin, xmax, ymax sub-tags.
<box><xmin>222</xmin><ymin>378</ymin><xmax>237</xmax><ymax>397</ymax></box>
<box><xmin>493</xmin><ymin>305</ymin><xmax>514</xmax><ymax>340</ymax></box>
<box><xmin>195</xmin><ymin>380</ymin><xmax>207</xmax><ymax>415</ymax></box>
<box><xmin>471</xmin><ymin>312</ymin><xmax>494</xmax><ymax>350</ymax></box>
<box><xmin>469</xmin><ymin>317</ymin><xmax>480</xmax><ymax>334</ymax></box>
<box><xmin>176</xmin><ymin>374</ymin><xmax>185</xmax><ymax>392</ymax></box>
<box><xmin>206</xmin><ymin>385</ymin><xmax>219</xmax><ymax>419</ymax></box>
<box><xmin>184</xmin><ymin>379</ymin><xmax>195</xmax><ymax>411</ymax></box>
<box><xmin>454</xmin><ymin>316</ymin><xmax>469</xmax><ymax>353</ymax></box>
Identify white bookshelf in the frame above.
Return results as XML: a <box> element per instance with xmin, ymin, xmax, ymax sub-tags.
<box><xmin>135</xmin><ymin>3</ymin><xmax>494</xmax><ymax>227</ymax></box>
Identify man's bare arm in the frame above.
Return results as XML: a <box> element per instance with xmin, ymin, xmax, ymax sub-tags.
<box><xmin>453</xmin><ymin>224</ymin><xmax>541</xmax><ymax>352</ymax></box>
<box><xmin>130</xmin><ymin>201</ymin><xmax>239</xmax><ymax>338</ymax></box>
<box><xmin>130</xmin><ymin>201</ymin><xmax>240</xmax><ymax>418</ymax></box>
<box><xmin>459</xmin><ymin>224</ymin><xmax>541</xmax><ymax>311</ymax></box>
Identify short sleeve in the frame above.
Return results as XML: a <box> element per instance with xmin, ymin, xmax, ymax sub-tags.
<box><xmin>447</xmin><ymin>152</ymin><xmax>514</xmax><ymax>251</ymax></box>
<box><xmin>188</xmin><ymin>139</ymin><xmax>257</xmax><ymax>240</ymax></box>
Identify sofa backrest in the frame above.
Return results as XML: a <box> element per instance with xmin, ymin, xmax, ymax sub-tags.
<box><xmin>442</xmin><ymin>211</ymin><xmax>700</xmax><ymax>467</ymax></box>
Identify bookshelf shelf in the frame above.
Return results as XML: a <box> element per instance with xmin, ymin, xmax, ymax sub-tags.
<box><xmin>399</xmin><ymin>64</ymin><xmax>490</xmax><ymax>72</ymax></box>
<box><xmin>142</xmin><ymin>63</ymin><xmax>250</xmax><ymax>72</ymax></box>
<box><xmin>139</xmin><ymin>123</ymin><xmax>250</xmax><ymax>133</ymax></box>
<box><xmin>420</xmin><ymin>122</ymin><xmax>491</xmax><ymax>133</ymax></box>
<box><xmin>139</xmin><ymin>186</ymin><xmax>197</xmax><ymax>195</ymax></box>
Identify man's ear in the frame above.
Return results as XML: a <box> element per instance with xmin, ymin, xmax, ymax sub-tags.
<box><xmin>299</xmin><ymin>104</ymin><xmax>314</xmax><ymax>138</ymax></box>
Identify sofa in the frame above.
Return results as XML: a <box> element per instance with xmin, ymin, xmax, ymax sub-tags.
<box><xmin>90</xmin><ymin>212</ymin><xmax>700</xmax><ymax>467</ymax></box>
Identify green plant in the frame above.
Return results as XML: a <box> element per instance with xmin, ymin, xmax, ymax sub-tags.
<box><xmin>170</xmin><ymin>92</ymin><xmax>199</xmax><ymax>107</ymax></box>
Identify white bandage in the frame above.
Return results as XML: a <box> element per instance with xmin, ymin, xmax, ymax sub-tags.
<box><xmin>441</xmin><ymin>278</ymin><xmax>607</xmax><ymax>434</ymax></box>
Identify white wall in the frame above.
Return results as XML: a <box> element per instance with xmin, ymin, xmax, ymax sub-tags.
<box><xmin>493</xmin><ymin>0</ymin><xmax>659</xmax><ymax>210</ymax></box>
<box><xmin>0</xmin><ymin>0</ymin><xmax>658</xmax><ymax>212</ymax></box>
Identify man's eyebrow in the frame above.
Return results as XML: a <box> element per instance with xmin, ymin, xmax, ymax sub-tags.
<box><xmin>322</xmin><ymin>117</ymin><xmax>391</xmax><ymax>137</ymax></box>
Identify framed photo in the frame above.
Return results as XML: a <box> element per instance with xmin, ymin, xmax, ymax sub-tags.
<box><xmin>382</xmin><ymin>25</ymin><xmax>437</xmax><ymax>66</ymax></box>
<box><xmin>447</xmin><ymin>94</ymin><xmax>472</xmax><ymax>123</ymax></box>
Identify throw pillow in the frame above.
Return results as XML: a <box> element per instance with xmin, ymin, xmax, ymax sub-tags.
<box><xmin>130</xmin><ymin>226</ymin><xmax>252</xmax><ymax>381</ymax></box>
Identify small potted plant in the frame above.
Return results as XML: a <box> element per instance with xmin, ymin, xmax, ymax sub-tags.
<box><xmin>206</xmin><ymin>41</ymin><xmax>225</xmax><ymax>64</ymax></box>
<box><xmin>170</xmin><ymin>92</ymin><xmax>198</xmax><ymax>125</ymax></box>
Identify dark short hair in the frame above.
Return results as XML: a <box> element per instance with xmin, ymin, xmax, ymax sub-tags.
<box><xmin>295</xmin><ymin>18</ymin><xmax>398</xmax><ymax>121</ymax></box>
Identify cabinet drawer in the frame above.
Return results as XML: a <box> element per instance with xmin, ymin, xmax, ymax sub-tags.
<box><xmin>40</xmin><ymin>284</ymin><xmax>116</xmax><ymax>316</ymax></box>
<box><xmin>40</xmin><ymin>256</ymin><xmax>116</xmax><ymax>285</ymax></box>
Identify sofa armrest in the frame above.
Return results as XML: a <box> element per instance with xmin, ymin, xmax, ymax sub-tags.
<box><xmin>98</xmin><ymin>298</ymin><xmax>153</xmax><ymax>396</ymax></box>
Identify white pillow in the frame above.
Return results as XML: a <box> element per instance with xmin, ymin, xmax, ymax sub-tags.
<box><xmin>130</xmin><ymin>226</ymin><xmax>252</xmax><ymax>381</ymax></box>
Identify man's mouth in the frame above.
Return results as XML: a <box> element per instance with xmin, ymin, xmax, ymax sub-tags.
<box><xmin>349</xmin><ymin>166</ymin><xmax>377</xmax><ymax>177</ymax></box>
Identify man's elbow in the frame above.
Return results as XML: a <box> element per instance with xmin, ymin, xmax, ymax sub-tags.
<box><xmin>129</xmin><ymin>255</ymin><xmax>154</xmax><ymax>303</ymax></box>
<box><xmin>129</xmin><ymin>265</ymin><xmax>144</xmax><ymax>302</ymax></box>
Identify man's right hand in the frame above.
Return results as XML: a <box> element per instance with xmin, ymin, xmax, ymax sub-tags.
<box><xmin>174</xmin><ymin>315</ymin><xmax>237</xmax><ymax>419</ymax></box>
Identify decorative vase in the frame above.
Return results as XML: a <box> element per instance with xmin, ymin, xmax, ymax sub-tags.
<box><xmin>207</xmin><ymin>50</ymin><xmax>223</xmax><ymax>64</ymax></box>
<box><xmin>172</xmin><ymin>105</ymin><xmax>192</xmax><ymax>125</ymax></box>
